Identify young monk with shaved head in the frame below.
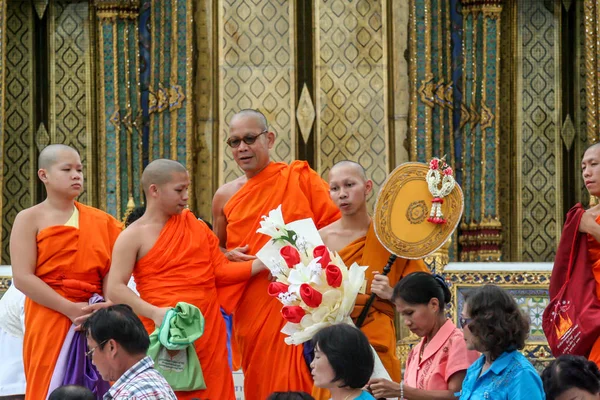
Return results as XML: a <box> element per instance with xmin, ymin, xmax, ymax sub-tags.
<box><xmin>107</xmin><ymin>158</ymin><xmax>266</xmax><ymax>400</ymax></box>
<box><xmin>312</xmin><ymin>161</ymin><xmax>428</xmax><ymax>400</ymax></box>
<box><xmin>212</xmin><ymin>109</ymin><xmax>340</xmax><ymax>399</ymax></box>
<box><xmin>10</xmin><ymin>144</ymin><xmax>122</xmax><ymax>399</ymax></box>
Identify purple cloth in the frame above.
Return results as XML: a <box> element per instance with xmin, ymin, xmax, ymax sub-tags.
<box><xmin>60</xmin><ymin>294</ymin><xmax>110</xmax><ymax>399</ymax></box>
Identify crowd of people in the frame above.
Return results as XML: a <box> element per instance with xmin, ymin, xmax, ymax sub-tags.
<box><xmin>0</xmin><ymin>109</ymin><xmax>599</xmax><ymax>400</ymax></box>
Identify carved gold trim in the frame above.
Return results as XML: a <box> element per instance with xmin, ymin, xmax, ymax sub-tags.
<box><xmin>33</xmin><ymin>0</ymin><xmax>48</xmax><ymax>19</ymax></box>
<box><xmin>98</xmin><ymin>22</ymin><xmax>107</xmax><ymax>212</ymax></box>
<box><xmin>494</xmin><ymin>6</ymin><xmax>501</xmax><ymax>221</ymax></box>
<box><xmin>134</xmin><ymin>17</ymin><xmax>143</xmax><ymax>204</ymax></box>
<box><xmin>124</xmin><ymin>22</ymin><xmax>133</xmax><ymax>201</ymax></box>
<box><xmin>296</xmin><ymin>83</ymin><xmax>316</xmax><ymax>144</ymax></box>
<box><xmin>555</xmin><ymin>1</ymin><xmax>563</xmax><ymax>245</ymax></box>
<box><xmin>445</xmin><ymin>0</ymin><xmax>454</xmax><ymax>167</ymax></box>
<box><xmin>437</xmin><ymin>0</ymin><xmax>444</xmax><ymax>158</ymax></box>
<box><xmin>0</xmin><ymin>0</ymin><xmax>6</xmax><ymax>261</ymax></box>
<box><xmin>382</xmin><ymin>0</ymin><xmax>390</xmax><ymax>171</ymax></box>
<box><xmin>481</xmin><ymin>15</ymin><xmax>488</xmax><ymax>220</ymax></box>
<box><xmin>409</xmin><ymin>0</ymin><xmax>418</xmax><ymax>160</ymax></box>
<box><xmin>158</xmin><ymin>1</ymin><xmax>165</xmax><ymax>158</ymax></box>
<box><xmin>113</xmin><ymin>22</ymin><xmax>121</xmax><ymax>218</ymax></box>
<box><xmin>49</xmin><ymin>2</ymin><xmax>56</xmax><ymax>143</ymax></box>
<box><xmin>418</xmin><ymin>73</ymin><xmax>436</xmax><ymax>108</ymax></box>
<box><xmin>186</xmin><ymin>0</ymin><xmax>193</xmax><ymax>205</ymax></box>
<box><xmin>170</xmin><ymin>0</ymin><xmax>178</xmax><ymax>161</ymax></box>
<box><xmin>469</xmin><ymin>13</ymin><xmax>478</xmax><ymax>225</ymax></box>
<box><xmin>149</xmin><ymin>0</ymin><xmax>155</xmax><ymax>162</ymax></box>
<box><xmin>424</xmin><ymin>0</ymin><xmax>432</xmax><ymax>161</ymax></box>
<box><xmin>585</xmin><ymin>0</ymin><xmax>598</xmax><ymax>143</ymax></box>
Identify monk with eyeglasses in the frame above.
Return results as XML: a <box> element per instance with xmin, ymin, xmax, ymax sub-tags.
<box><xmin>212</xmin><ymin>109</ymin><xmax>340</xmax><ymax>400</ymax></box>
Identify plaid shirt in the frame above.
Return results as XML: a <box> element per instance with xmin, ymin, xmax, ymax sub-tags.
<box><xmin>104</xmin><ymin>356</ymin><xmax>177</xmax><ymax>400</ymax></box>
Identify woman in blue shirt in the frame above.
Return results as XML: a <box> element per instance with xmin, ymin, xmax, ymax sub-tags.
<box><xmin>459</xmin><ymin>285</ymin><xmax>545</xmax><ymax>400</ymax></box>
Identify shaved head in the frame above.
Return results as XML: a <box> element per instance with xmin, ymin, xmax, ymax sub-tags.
<box><xmin>330</xmin><ymin>160</ymin><xmax>367</xmax><ymax>181</ymax></box>
<box><xmin>230</xmin><ymin>109</ymin><xmax>268</xmax><ymax>131</ymax></box>
<box><xmin>38</xmin><ymin>144</ymin><xmax>80</xmax><ymax>169</ymax></box>
<box><xmin>141</xmin><ymin>159</ymin><xmax>188</xmax><ymax>195</ymax></box>
<box><xmin>586</xmin><ymin>142</ymin><xmax>600</xmax><ymax>154</ymax></box>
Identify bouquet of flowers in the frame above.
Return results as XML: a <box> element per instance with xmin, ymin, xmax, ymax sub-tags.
<box><xmin>255</xmin><ymin>205</ymin><xmax>368</xmax><ymax>345</ymax></box>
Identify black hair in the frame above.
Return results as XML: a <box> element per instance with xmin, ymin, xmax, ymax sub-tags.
<box><xmin>124</xmin><ymin>206</ymin><xmax>146</xmax><ymax>227</ymax></box>
<box><xmin>311</xmin><ymin>323</ymin><xmax>374</xmax><ymax>389</ymax></box>
<box><xmin>267</xmin><ymin>392</ymin><xmax>315</xmax><ymax>400</ymax></box>
<box><xmin>82</xmin><ymin>304</ymin><xmax>150</xmax><ymax>355</ymax></box>
<box><xmin>391</xmin><ymin>272</ymin><xmax>451</xmax><ymax>311</ymax></box>
<box><xmin>48</xmin><ymin>385</ymin><xmax>95</xmax><ymax>400</ymax></box>
<box><xmin>465</xmin><ymin>285</ymin><xmax>529</xmax><ymax>360</ymax></box>
<box><xmin>541</xmin><ymin>355</ymin><xmax>600</xmax><ymax>400</ymax></box>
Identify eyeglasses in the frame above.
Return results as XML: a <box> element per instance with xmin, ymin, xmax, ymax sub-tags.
<box><xmin>226</xmin><ymin>131</ymin><xmax>267</xmax><ymax>148</ymax></box>
<box><xmin>86</xmin><ymin>339</ymin><xmax>108</xmax><ymax>358</ymax></box>
<box><xmin>459</xmin><ymin>317</ymin><xmax>473</xmax><ymax>329</ymax></box>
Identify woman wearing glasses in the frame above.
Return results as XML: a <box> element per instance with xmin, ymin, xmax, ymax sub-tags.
<box><xmin>459</xmin><ymin>284</ymin><xmax>544</xmax><ymax>399</ymax></box>
<box><xmin>368</xmin><ymin>272</ymin><xmax>478</xmax><ymax>399</ymax></box>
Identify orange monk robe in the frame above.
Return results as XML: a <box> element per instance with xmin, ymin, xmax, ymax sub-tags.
<box><xmin>222</xmin><ymin>161</ymin><xmax>340</xmax><ymax>400</ymax></box>
<box><xmin>312</xmin><ymin>223</ymin><xmax>427</xmax><ymax>400</ymax></box>
<box><xmin>586</xmin><ymin>214</ymin><xmax>600</xmax><ymax>367</ymax></box>
<box><xmin>23</xmin><ymin>203</ymin><xmax>122</xmax><ymax>400</ymax></box>
<box><xmin>133</xmin><ymin>209</ymin><xmax>254</xmax><ymax>400</ymax></box>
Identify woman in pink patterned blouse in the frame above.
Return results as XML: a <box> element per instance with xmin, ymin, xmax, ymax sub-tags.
<box><xmin>368</xmin><ymin>272</ymin><xmax>479</xmax><ymax>399</ymax></box>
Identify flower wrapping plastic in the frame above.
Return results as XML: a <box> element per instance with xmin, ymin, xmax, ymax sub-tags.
<box><xmin>256</xmin><ymin>205</ymin><xmax>368</xmax><ymax>345</ymax></box>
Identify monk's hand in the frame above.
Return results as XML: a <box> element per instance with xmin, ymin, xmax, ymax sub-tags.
<box><xmin>66</xmin><ymin>302</ymin><xmax>90</xmax><ymax>327</ymax></box>
<box><xmin>152</xmin><ymin>306</ymin><xmax>170</xmax><ymax>328</ymax></box>
<box><xmin>368</xmin><ymin>378</ymin><xmax>401</xmax><ymax>398</ymax></box>
<box><xmin>371</xmin><ymin>272</ymin><xmax>393</xmax><ymax>300</ymax></box>
<box><xmin>225</xmin><ymin>245</ymin><xmax>257</xmax><ymax>262</ymax></box>
<box><xmin>74</xmin><ymin>301</ymin><xmax>115</xmax><ymax>328</ymax></box>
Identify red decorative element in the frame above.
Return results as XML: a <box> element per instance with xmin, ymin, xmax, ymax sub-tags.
<box><xmin>325</xmin><ymin>264</ymin><xmax>343</xmax><ymax>288</ymax></box>
<box><xmin>427</xmin><ymin>217</ymin><xmax>447</xmax><ymax>224</ymax></box>
<box><xmin>429</xmin><ymin>159</ymin><xmax>439</xmax><ymax>170</ymax></box>
<box><xmin>281</xmin><ymin>305</ymin><xmax>305</xmax><ymax>323</ymax></box>
<box><xmin>268</xmin><ymin>282</ymin><xmax>289</xmax><ymax>297</ymax></box>
<box><xmin>432</xmin><ymin>198</ymin><xmax>444</xmax><ymax>204</ymax></box>
<box><xmin>443</xmin><ymin>167</ymin><xmax>453</xmax><ymax>176</ymax></box>
<box><xmin>300</xmin><ymin>284</ymin><xmax>323</xmax><ymax>308</ymax></box>
<box><xmin>313</xmin><ymin>245</ymin><xmax>331</xmax><ymax>268</ymax></box>
<box><xmin>280</xmin><ymin>246</ymin><xmax>301</xmax><ymax>268</ymax></box>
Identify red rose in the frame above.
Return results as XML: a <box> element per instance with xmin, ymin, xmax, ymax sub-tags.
<box><xmin>281</xmin><ymin>305</ymin><xmax>305</xmax><ymax>323</ymax></box>
<box><xmin>313</xmin><ymin>245</ymin><xmax>331</xmax><ymax>268</ymax></box>
<box><xmin>443</xmin><ymin>167</ymin><xmax>453</xmax><ymax>176</ymax></box>
<box><xmin>280</xmin><ymin>245</ymin><xmax>301</xmax><ymax>268</ymax></box>
<box><xmin>300</xmin><ymin>284</ymin><xmax>323</xmax><ymax>308</ymax></box>
<box><xmin>268</xmin><ymin>282</ymin><xmax>289</xmax><ymax>297</ymax></box>
<box><xmin>430</xmin><ymin>159</ymin><xmax>439</xmax><ymax>170</ymax></box>
<box><xmin>325</xmin><ymin>264</ymin><xmax>343</xmax><ymax>288</ymax></box>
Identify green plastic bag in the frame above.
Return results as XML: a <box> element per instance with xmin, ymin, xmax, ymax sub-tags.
<box><xmin>147</xmin><ymin>302</ymin><xmax>206</xmax><ymax>391</ymax></box>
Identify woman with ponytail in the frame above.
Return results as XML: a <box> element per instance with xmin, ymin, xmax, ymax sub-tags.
<box><xmin>368</xmin><ymin>272</ymin><xmax>478</xmax><ymax>399</ymax></box>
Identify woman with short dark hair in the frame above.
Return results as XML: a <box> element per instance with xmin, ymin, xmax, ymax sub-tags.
<box><xmin>459</xmin><ymin>285</ymin><xmax>544</xmax><ymax>399</ymax></box>
<box><xmin>542</xmin><ymin>355</ymin><xmax>600</xmax><ymax>400</ymax></box>
<box><xmin>369</xmin><ymin>272</ymin><xmax>478</xmax><ymax>399</ymax></box>
<box><xmin>311</xmin><ymin>323</ymin><xmax>375</xmax><ymax>400</ymax></box>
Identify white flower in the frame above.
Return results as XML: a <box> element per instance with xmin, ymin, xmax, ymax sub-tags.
<box><xmin>287</xmin><ymin>258</ymin><xmax>323</xmax><ymax>292</ymax></box>
<box><xmin>278</xmin><ymin>292</ymin><xmax>299</xmax><ymax>306</ymax></box>
<box><xmin>256</xmin><ymin>205</ymin><xmax>287</xmax><ymax>238</ymax></box>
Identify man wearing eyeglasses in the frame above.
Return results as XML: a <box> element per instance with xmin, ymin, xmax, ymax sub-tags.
<box><xmin>212</xmin><ymin>109</ymin><xmax>340</xmax><ymax>400</ymax></box>
<box><xmin>83</xmin><ymin>304</ymin><xmax>176</xmax><ymax>400</ymax></box>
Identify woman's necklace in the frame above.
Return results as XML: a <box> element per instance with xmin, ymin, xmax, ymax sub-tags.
<box><xmin>343</xmin><ymin>389</ymin><xmax>362</xmax><ymax>400</ymax></box>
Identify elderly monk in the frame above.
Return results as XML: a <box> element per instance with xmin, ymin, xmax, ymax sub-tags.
<box><xmin>106</xmin><ymin>159</ymin><xmax>266</xmax><ymax>400</ymax></box>
<box><xmin>212</xmin><ymin>109</ymin><xmax>340</xmax><ymax>399</ymax></box>
<box><xmin>10</xmin><ymin>144</ymin><xmax>122</xmax><ymax>400</ymax></box>
<box><xmin>312</xmin><ymin>161</ymin><xmax>428</xmax><ymax>400</ymax></box>
<box><xmin>577</xmin><ymin>143</ymin><xmax>600</xmax><ymax>367</ymax></box>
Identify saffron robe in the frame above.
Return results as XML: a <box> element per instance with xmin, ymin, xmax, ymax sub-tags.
<box><xmin>312</xmin><ymin>223</ymin><xmax>427</xmax><ymax>400</ymax></box>
<box><xmin>23</xmin><ymin>203</ymin><xmax>122</xmax><ymax>400</ymax></box>
<box><xmin>586</xmin><ymin>214</ymin><xmax>600</xmax><ymax>367</ymax></box>
<box><xmin>223</xmin><ymin>161</ymin><xmax>340</xmax><ymax>400</ymax></box>
<box><xmin>133</xmin><ymin>209</ymin><xmax>253</xmax><ymax>400</ymax></box>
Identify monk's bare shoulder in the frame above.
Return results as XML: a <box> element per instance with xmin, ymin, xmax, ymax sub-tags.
<box><xmin>319</xmin><ymin>220</ymin><xmax>342</xmax><ymax>247</ymax></box>
<box><xmin>213</xmin><ymin>176</ymin><xmax>247</xmax><ymax>208</ymax></box>
<box><xmin>12</xmin><ymin>205</ymin><xmax>41</xmax><ymax>230</ymax></box>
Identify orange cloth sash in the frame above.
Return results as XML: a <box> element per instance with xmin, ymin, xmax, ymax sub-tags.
<box><xmin>586</xmin><ymin>215</ymin><xmax>600</xmax><ymax>367</ymax></box>
<box><xmin>223</xmin><ymin>161</ymin><xmax>340</xmax><ymax>400</ymax></box>
<box><xmin>312</xmin><ymin>223</ymin><xmax>427</xmax><ymax>400</ymax></box>
<box><xmin>23</xmin><ymin>203</ymin><xmax>122</xmax><ymax>400</ymax></box>
<box><xmin>133</xmin><ymin>210</ymin><xmax>252</xmax><ymax>400</ymax></box>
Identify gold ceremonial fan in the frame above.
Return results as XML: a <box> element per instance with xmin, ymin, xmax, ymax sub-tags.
<box><xmin>372</xmin><ymin>161</ymin><xmax>464</xmax><ymax>259</ymax></box>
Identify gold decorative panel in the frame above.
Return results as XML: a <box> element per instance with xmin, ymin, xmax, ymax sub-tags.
<box><xmin>2</xmin><ymin>1</ymin><xmax>34</xmax><ymax>264</ymax></box>
<box><xmin>218</xmin><ymin>0</ymin><xmax>296</xmax><ymax>184</ymax></box>
<box><xmin>314</xmin><ymin>0</ymin><xmax>389</xmax><ymax>205</ymax></box>
<box><xmin>515</xmin><ymin>0</ymin><xmax>562</xmax><ymax>261</ymax></box>
<box><xmin>49</xmin><ymin>0</ymin><xmax>96</xmax><ymax>206</ymax></box>
<box><xmin>193</xmin><ymin>0</ymin><xmax>217</xmax><ymax>220</ymax></box>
